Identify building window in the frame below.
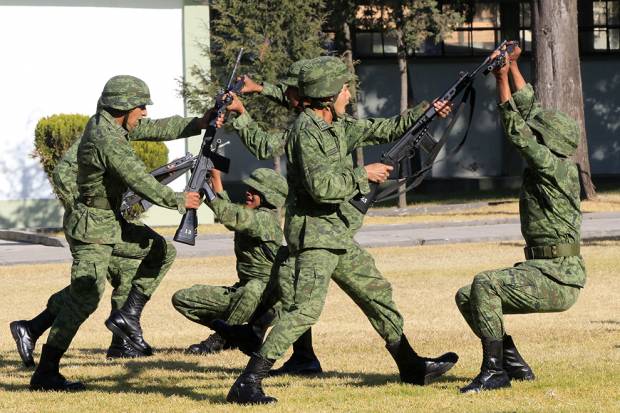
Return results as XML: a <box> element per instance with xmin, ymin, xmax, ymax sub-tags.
<box><xmin>580</xmin><ymin>0</ymin><xmax>620</xmax><ymax>52</ymax></box>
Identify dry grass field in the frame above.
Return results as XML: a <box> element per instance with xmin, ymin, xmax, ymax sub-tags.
<box><xmin>1</xmin><ymin>241</ymin><xmax>619</xmax><ymax>412</ymax></box>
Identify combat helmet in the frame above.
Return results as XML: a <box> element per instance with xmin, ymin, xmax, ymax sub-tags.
<box><xmin>98</xmin><ymin>75</ymin><xmax>153</xmax><ymax>111</ymax></box>
<box><xmin>243</xmin><ymin>168</ymin><xmax>288</xmax><ymax>209</ymax></box>
<box><xmin>298</xmin><ymin>56</ymin><xmax>352</xmax><ymax>99</ymax></box>
<box><xmin>281</xmin><ymin>59</ymin><xmax>311</xmax><ymax>87</ymax></box>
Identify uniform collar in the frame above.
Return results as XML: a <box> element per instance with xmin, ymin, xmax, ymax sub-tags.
<box><xmin>98</xmin><ymin>109</ymin><xmax>129</xmax><ymax>139</ymax></box>
<box><xmin>303</xmin><ymin>108</ymin><xmax>333</xmax><ymax>132</ymax></box>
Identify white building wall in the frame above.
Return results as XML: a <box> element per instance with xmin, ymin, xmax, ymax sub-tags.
<box><xmin>0</xmin><ymin>1</ymin><xmax>186</xmax><ymax>205</ymax></box>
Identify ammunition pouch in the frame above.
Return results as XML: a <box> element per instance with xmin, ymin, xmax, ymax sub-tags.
<box><xmin>524</xmin><ymin>243</ymin><xmax>580</xmax><ymax>260</ymax></box>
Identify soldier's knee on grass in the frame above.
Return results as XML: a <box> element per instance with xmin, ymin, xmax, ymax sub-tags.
<box><xmin>164</xmin><ymin>241</ymin><xmax>177</xmax><ymax>263</ymax></box>
<box><xmin>454</xmin><ymin>286</ymin><xmax>470</xmax><ymax>311</ymax></box>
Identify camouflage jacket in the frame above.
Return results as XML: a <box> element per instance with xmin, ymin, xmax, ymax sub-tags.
<box><xmin>284</xmin><ymin>103</ymin><xmax>427</xmax><ymax>252</ymax></box>
<box><xmin>499</xmin><ymin>84</ymin><xmax>585</xmax><ymax>287</ymax></box>
<box><xmin>209</xmin><ymin>191</ymin><xmax>283</xmax><ymax>282</ymax></box>
<box><xmin>64</xmin><ymin>110</ymin><xmax>202</xmax><ymax>244</ymax></box>
<box><xmin>230</xmin><ymin>81</ymin><xmax>290</xmax><ymax>159</ymax></box>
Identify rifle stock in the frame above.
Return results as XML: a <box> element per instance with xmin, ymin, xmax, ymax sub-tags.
<box><xmin>350</xmin><ymin>41</ymin><xmax>516</xmax><ymax>214</ymax></box>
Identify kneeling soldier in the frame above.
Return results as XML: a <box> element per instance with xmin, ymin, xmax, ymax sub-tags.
<box><xmin>172</xmin><ymin>168</ymin><xmax>287</xmax><ymax>354</ymax></box>
<box><xmin>455</xmin><ymin>43</ymin><xmax>586</xmax><ymax>393</ymax></box>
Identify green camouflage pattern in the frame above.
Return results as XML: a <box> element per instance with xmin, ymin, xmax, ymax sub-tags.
<box><xmin>454</xmin><ymin>83</ymin><xmax>586</xmax><ymax>341</ymax></box>
<box><xmin>231</xmin><ymin>111</ymin><xmax>288</xmax><ymax>159</ymax></box>
<box><xmin>66</xmin><ymin>110</ymin><xmax>202</xmax><ymax>244</ymax></box>
<box><xmin>98</xmin><ymin>75</ymin><xmax>153</xmax><ymax>111</ymax></box>
<box><xmin>171</xmin><ymin>189</ymin><xmax>283</xmax><ymax>327</ymax></box>
<box><xmin>259</xmin><ymin>241</ymin><xmax>403</xmax><ymax>360</ymax></box>
<box><xmin>282</xmin><ymin>59</ymin><xmax>310</xmax><ymax>87</ymax></box>
<box><xmin>46</xmin><ymin>223</ymin><xmax>177</xmax><ymax>351</ymax></box>
<box><xmin>499</xmin><ymin>88</ymin><xmax>586</xmax><ymax>288</ymax></box>
<box><xmin>455</xmin><ymin>260</ymin><xmax>582</xmax><ymax>340</ymax></box>
<box><xmin>298</xmin><ymin>56</ymin><xmax>352</xmax><ymax>98</ymax></box>
<box><xmin>284</xmin><ymin>104</ymin><xmax>427</xmax><ymax>252</ymax></box>
<box><xmin>242</xmin><ymin>168</ymin><xmax>288</xmax><ymax>209</ymax></box>
<box><xmin>510</xmin><ymin>83</ymin><xmax>579</xmax><ymax>157</ymax></box>
<box><xmin>43</xmin><ymin>112</ymin><xmax>200</xmax><ymax>351</ymax></box>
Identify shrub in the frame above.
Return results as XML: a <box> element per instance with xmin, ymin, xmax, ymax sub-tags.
<box><xmin>34</xmin><ymin>114</ymin><xmax>169</xmax><ymax>180</ymax></box>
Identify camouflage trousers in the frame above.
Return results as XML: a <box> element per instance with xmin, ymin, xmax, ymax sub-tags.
<box><xmin>259</xmin><ymin>242</ymin><xmax>404</xmax><ymax>360</ymax></box>
<box><xmin>455</xmin><ymin>260</ymin><xmax>581</xmax><ymax>340</ymax></box>
<box><xmin>172</xmin><ymin>278</ymin><xmax>268</xmax><ymax>327</ymax></box>
<box><xmin>45</xmin><ymin>222</ymin><xmax>176</xmax><ymax>351</ymax></box>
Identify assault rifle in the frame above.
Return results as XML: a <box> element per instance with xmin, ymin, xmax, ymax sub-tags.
<box><xmin>174</xmin><ymin>48</ymin><xmax>245</xmax><ymax>245</ymax></box>
<box><xmin>120</xmin><ymin>153</ymin><xmax>197</xmax><ymax>217</ymax></box>
<box><xmin>349</xmin><ymin>40</ymin><xmax>517</xmax><ymax>214</ymax></box>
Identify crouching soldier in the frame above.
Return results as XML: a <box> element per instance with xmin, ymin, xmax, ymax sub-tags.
<box><xmin>455</xmin><ymin>43</ymin><xmax>586</xmax><ymax>393</ymax></box>
<box><xmin>171</xmin><ymin>167</ymin><xmax>287</xmax><ymax>354</ymax></box>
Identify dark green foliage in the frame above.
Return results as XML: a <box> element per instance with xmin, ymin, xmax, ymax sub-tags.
<box><xmin>183</xmin><ymin>0</ymin><xmax>327</xmax><ymax>132</ymax></box>
<box><xmin>34</xmin><ymin>114</ymin><xmax>89</xmax><ymax>178</ymax></box>
<box><xmin>34</xmin><ymin>114</ymin><xmax>168</xmax><ymax>181</ymax></box>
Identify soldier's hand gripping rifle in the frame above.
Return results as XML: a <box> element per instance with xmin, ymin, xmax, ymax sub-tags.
<box><xmin>349</xmin><ymin>40</ymin><xmax>517</xmax><ymax>214</ymax></box>
<box><xmin>174</xmin><ymin>48</ymin><xmax>245</xmax><ymax>245</ymax></box>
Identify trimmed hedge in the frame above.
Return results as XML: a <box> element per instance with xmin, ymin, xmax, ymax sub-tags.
<box><xmin>34</xmin><ymin>114</ymin><xmax>169</xmax><ymax>180</ymax></box>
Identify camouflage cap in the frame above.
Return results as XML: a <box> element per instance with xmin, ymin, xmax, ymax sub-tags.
<box><xmin>281</xmin><ymin>59</ymin><xmax>310</xmax><ymax>87</ymax></box>
<box><xmin>243</xmin><ymin>168</ymin><xmax>288</xmax><ymax>208</ymax></box>
<box><xmin>299</xmin><ymin>56</ymin><xmax>352</xmax><ymax>98</ymax></box>
<box><xmin>98</xmin><ymin>75</ymin><xmax>153</xmax><ymax>111</ymax></box>
<box><xmin>529</xmin><ymin>110</ymin><xmax>580</xmax><ymax>157</ymax></box>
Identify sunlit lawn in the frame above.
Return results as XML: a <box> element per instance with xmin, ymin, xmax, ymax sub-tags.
<box><xmin>1</xmin><ymin>240</ymin><xmax>618</xmax><ymax>412</ymax></box>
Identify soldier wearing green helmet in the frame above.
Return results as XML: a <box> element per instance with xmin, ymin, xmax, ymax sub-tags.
<box><xmin>26</xmin><ymin>75</ymin><xmax>219</xmax><ymax>392</ymax></box>
<box><xmin>171</xmin><ymin>167</ymin><xmax>286</xmax><ymax>354</ymax></box>
<box><xmin>456</xmin><ymin>43</ymin><xmax>586</xmax><ymax>394</ymax></box>
<box><xmin>226</xmin><ymin>56</ymin><xmax>457</xmax><ymax>405</ymax></box>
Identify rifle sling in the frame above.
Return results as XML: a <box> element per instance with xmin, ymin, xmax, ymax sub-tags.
<box><xmin>374</xmin><ymin>84</ymin><xmax>476</xmax><ymax>204</ymax></box>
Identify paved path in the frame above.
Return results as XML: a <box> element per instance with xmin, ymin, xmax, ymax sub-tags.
<box><xmin>1</xmin><ymin>212</ymin><xmax>619</xmax><ymax>266</ymax></box>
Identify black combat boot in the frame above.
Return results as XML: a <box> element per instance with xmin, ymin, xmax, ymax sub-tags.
<box><xmin>503</xmin><ymin>334</ymin><xmax>535</xmax><ymax>381</ymax></box>
<box><xmin>212</xmin><ymin>320</ymin><xmax>264</xmax><ymax>356</ymax></box>
<box><xmin>106</xmin><ymin>334</ymin><xmax>149</xmax><ymax>359</ymax></box>
<box><xmin>105</xmin><ymin>287</ymin><xmax>153</xmax><ymax>355</ymax></box>
<box><xmin>30</xmin><ymin>344</ymin><xmax>86</xmax><ymax>392</ymax></box>
<box><xmin>270</xmin><ymin>329</ymin><xmax>322</xmax><ymax>376</ymax></box>
<box><xmin>10</xmin><ymin>308</ymin><xmax>55</xmax><ymax>368</ymax></box>
<box><xmin>226</xmin><ymin>354</ymin><xmax>277</xmax><ymax>405</ymax></box>
<box><xmin>185</xmin><ymin>332</ymin><xmax>228</xmax><ymax>355</ymax></box>
<box><xmin>386</xmin><ymin>334</ymin><xmax>459</xmax><ymax>385</ymax></box>
<box><xmin>460</xmin><ymin>337</ymin><xmax>511</xmax><ymax>393</ymax></box>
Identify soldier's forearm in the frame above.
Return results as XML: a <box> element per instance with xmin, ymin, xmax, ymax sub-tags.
<box><xmin>509</xmin><ymin>63</ymin><xmax>527</xmax><ymax>93</ymax></box>
<box><xmin>496</xmin><ymin>75</ymin><xmax>512</xmax><ymax>104</ymax></box>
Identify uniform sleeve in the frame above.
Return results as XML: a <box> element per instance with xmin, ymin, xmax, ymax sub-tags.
<box><xmin>298</xmin><ymin>129</ymin><xmax>370</xmax><ymax>203</ymax></box>
<box><xmin>344</xmin><ymin>101</ymin><xmax>428</xmax><ymax>150</ymax></box>
<box><xmin>51</xmin><ymin>140</ymin><xmax>80</xmax><ymax>209</ymax></box>
<box><xmin>499</xmin><ymin>99</ymin><xmax>555</xmax><ymax>172</ymax></box>
<box><xmin>209</xmin><ymin>192</ymin><xmax>272</xmax><ymax>239</ymax></box>
<box><xmin>510</xmin><ymin>83</ymin><xmax>542</xmax><ymax>121</ymax></box>
<box><xmin>231</xmin><ymin>111</ymin><xmax>286</xmax><ymax>159</ymax></box>
<box><xmin>127</xmin><ymin>116</ymin><xmax>202</xmax><ymax>142</ymax></box>
<box><xmin>102</xmin><ymin>138</ymin><xmax>186</xmax><ymax>213</ymax></box>
<box><xmin>260</xmin><ymin>81</ymin><xmax>289</xmax><ymax>107</ymax></box>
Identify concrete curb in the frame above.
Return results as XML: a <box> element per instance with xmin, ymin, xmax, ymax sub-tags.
<box><xmin>0</xmin><ymin>230</ymin><xmax>67</xmax><ymax>248</ymax></box>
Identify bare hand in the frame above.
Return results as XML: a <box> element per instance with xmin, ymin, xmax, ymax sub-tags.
<box><xmin>198</xmin><ymin>108</ymin><xmax>224</xmax><ymax>129</ymax></box>
<box><xmin>184</xmin><ymin>191</ymin><xmax>201</xmax><ymax>209</ymax></box>
<box><xmin>433</xmin><ymin>99</ymin><xmax>453</xmax><ymax>118</ymax></box>
<box><xmin>239</xmin><ymin>75</ymin><xmax>263</xmax><ymax>94</ymax></box>
<box><xmin>364</xmin><ymin>163</ymin><xmax>393</xmax><ymax>183</ymax></box>
<box><xmin>507</xmin><ymin>41</ymin><xmax>522</xmax><ymax>63</ymax></box>
<box><xmin>490</xmin><ymin>49</ymin><xmax>510</xmax><ymax>79</ymax></box>
<box><xmin>225</xmin><ymin>92</ymin><xmax>245</xmax><ymax>115</ymax></box>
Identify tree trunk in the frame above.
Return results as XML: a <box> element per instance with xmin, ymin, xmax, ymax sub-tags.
<box><xmin>531</xmin><ymin>0</ymin><xmax>596</xmax><ymax>199</ymax></box>
<box><xmin>342</xmin><ymin>20</ymin><xmax>364</xmax><ymax>168</ymax></box>
<box><xmin>397</xmin><ymin>29</ymin><xmax>408</xmax><ymax>209</ymax></box>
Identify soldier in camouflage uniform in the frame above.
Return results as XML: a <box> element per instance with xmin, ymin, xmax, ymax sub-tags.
<box><xmin>212</xmin><ymin>60</ymin><xmax>324</xmax><ymax>375</ymax></box>
<box><xmin>171</xmin><ymin>167</ymin><xmax>287</xmax><ymax>355</ymax></box>
<box><xmin>9</xmin><ymin>103</ymin><xmax>206</xmax><ymax>367</ymax></box>
<box><xmin>456</xmin><ymin>44</ymin><xmax>586</xmax><ymax>393</ymax></box>
<box><xmin>226</xmin><ymin>56</ymin><xmax>458</xmax><ymax>405</ymax></box>
<box><xmin>25</xmin><ymin>75</ymin><xmax>212</xmax><ymax>392</ymax></box>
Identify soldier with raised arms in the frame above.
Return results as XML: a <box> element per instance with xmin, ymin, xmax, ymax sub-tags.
<box><xmin>455</xmin><ymin>43</ymin><xmax>586</xmax><ymax>393</ymax></box>
<box><xmin>225</xmin><ymin>56</ymin><xmax>458</xmax><ymax>405</ymax></box>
